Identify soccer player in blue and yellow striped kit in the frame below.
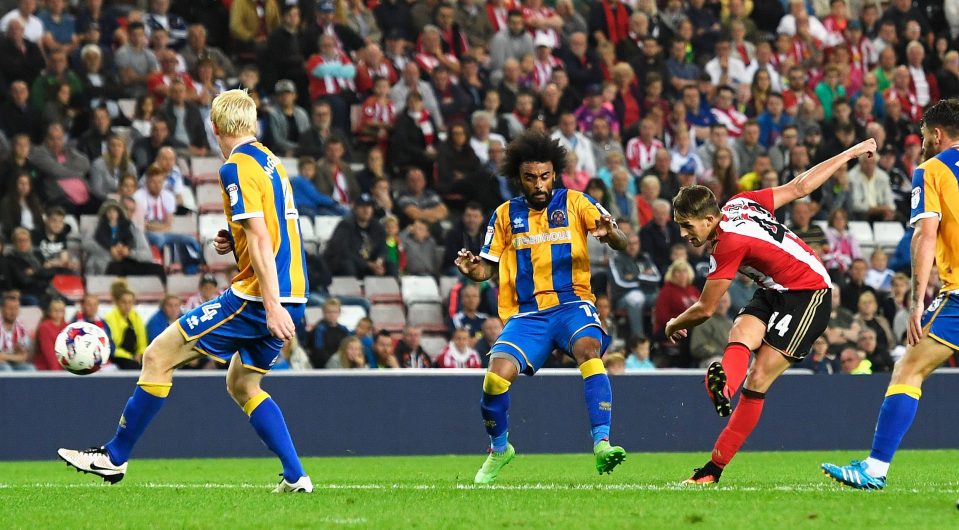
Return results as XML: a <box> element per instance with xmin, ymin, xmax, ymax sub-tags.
<box><xmin>822</xmin><ymin>99</ymin><xmax>959</xmax><ymax>490</ymax></box>
<box><xmin>456</xmin><ymin>132</ymin><xmax>629</xmax><ymax>483</ymax></box>
<box><xmin>58</xmin><ymin>90</ymin><xmax>314</xmax><ymax>493</ymax></box>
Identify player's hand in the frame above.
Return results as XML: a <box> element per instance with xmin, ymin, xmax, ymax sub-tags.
<box><xmin>854</xmin><ymin>138</ymin><xmax>878</xmax><ymax>159</ymax></box>
<box><xmin>665</xmin><ymin>318</ymin><xmax>688</xmax><ymax>344</ymax></box>
<box><xmin>213</xmin><ymin>229</ymin><xmax>233</xmax><ymax>255</ymax></box>
<box><xmin>591</xmin><ymin>215</ymin><xmax>617</xmax><ymax>240</ymax></box>
<box><xmin>265</xmin><ymin>304</ymin><xmax>296</xmax><ymax>341</ymax></box>
<box><xmin>455</xmin><ymin>249</ymin><xmax>483</xmax><ymax>278</ymax></box>
<box><xmin>907</xmin><ymin>302</ymin><xmax>925</xmax><ymax>347</ymax></box>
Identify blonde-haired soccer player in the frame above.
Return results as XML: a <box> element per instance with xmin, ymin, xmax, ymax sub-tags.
<box><xmin>823</xmin><ymin>99</ymin><xmax>959</xmax><ymax>490</ymax></box>
<box><xmin>58</xmin><ymin>89</ymin><xmax>313</xmax><ymax>493</ymax></box>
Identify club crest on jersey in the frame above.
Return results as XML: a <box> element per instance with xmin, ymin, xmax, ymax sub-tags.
<box><xmin>227</xmin><ymin>183</ymin><xmax>239</xmax><ymax>206</ymax></box>
<box><xmin>911</xmin><ymin>187</ymin><xmax>921</xmax><ymax>210</ymax></box>
<box><xmin>550</xmin><ymin>209</ymin><xmax>567</xmax><ymax>225</ymax></box>
<box><xmin>708</xmin><ymin>255</ymin><xmax>717</xmax><ymax>274</ymax></box>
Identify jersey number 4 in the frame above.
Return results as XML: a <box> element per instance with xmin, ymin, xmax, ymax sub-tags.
<box><xmin>766</xmin><ymin>311</ymin><xmax>792</xmax><ymax>337</ymax></box>
<box><xmin>755</xmin><ymin>217</ymin><xmax>786</xmax><ymax>243</ymax></box>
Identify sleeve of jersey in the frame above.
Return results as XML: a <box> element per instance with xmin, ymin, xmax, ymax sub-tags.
<box><xmin>707</xmin><ymin>237</ymin><xmax>748</xmax><ymax>281</ymax></box>
<box><xmin>220</xmin><ymin>158</ymin><xmax>264</xmax><ymax>221</ymax></box>
<box><xmin>909</xmin><ymin>166</ymin><xmax>940</xmax><ymax>227</ymax></box>
<box><xmin>479</xmin><ymin>207</ymin><xmax>506</xmax><ymax>263</ymax></box>
<box><xmin>737</xmin><ymin>188</ymin><xmax>775</xmax><ymax>214</ymax></box>
<box><xmin>579</xmin><ymin>191</ymin><xmax>611</xmax><ymax>231</ymax></box>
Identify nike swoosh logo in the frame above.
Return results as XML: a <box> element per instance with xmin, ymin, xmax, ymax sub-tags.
<box><xmin>89</xmin><ymin>463</ymin><xmax>120</xmax><ymax>472</ymax></box>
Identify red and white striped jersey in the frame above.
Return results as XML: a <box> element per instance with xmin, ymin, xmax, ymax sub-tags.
<box><xmin>707</xmin><ymin>189</ymin><xmax>830</xmax><ymax>291</ymax></box>
<box><xmin>306</xmin><ymin>52</ymin><xmax>356</xmax><ymax>99</ymax></box>
<box><xmin>531</xmin><ymin>56</ymin><xmax>563</xmax><ymax>90</ymax></box>
<box><xmin>711</xmin><ymin>107</ymin><xmax>747</xmax><ymax>138</ymax></box>
<box><xmin>625</xmin><ymin>137</ymin><xmax>664</xmax><ymax>174</ymax></box>
<box><xmin>414</xmin><ymin>52</ymin><xmax>459</xmax><ymax>76</ymax></box>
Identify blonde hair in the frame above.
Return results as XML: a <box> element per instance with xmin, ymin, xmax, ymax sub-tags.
<box><xmin>665</xmin><ymin>260</ymin><xmax>695</xmax><ymax>285</ymax></box>
<box><xmin>210</xmin><ymin>89</ymin><xmax>257</xmax><ymax>137</ymax></box>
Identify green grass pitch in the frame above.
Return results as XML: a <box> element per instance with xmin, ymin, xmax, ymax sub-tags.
<box><xmin>2</xmin><ymin>451</ymin><xmax>957</xmax><ymax>529</ymax></box>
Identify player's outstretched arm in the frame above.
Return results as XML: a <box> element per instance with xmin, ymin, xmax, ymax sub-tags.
<box><xmin>242</xmin><ymin>217</ymin><xmax>296</xmax><ymax>341</ymax></box>
<box><xmin>592</xmin><ymin>215</ymin><xmax>627</xmax><ymax>251</ymax></box>
<box><xmin>771</xmin><ymin>138</ymin><xmax>877</xmax><ymax>210</ymax></box>
<box><xmin>664</xmin><ymin>279</ymin><xmax>732</xmax><ymax>343</ymax></box>
<box><xmin>456</xmin><ymin>250</ymin><xmax>496</xmax><ymax>282</ymax></box>
<box><xmin>907</xmin><ymin>216</ymin><xmax>939</xmax><ymax>346</ymax></box>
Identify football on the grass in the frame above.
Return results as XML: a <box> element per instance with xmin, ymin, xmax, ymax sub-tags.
<box><xmin>55</xmin><ymin>322</ymin><xmax>111</xmax><ymax>375</ymax></box>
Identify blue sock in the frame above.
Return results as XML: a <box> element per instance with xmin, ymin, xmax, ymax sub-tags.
<box><xmin>580</xmin><ymin>359</ymin><xmax>612</xmax><ymax>446</ymax></box>
<box><xmin>480</xmin><ymin>372</ymin><xmax>511</xmax><ymax>452</ymax></box>
<box><xmin>869</xmin><ymin>386</ymin><xmax>921</xmax><ymax>463</ymax></box>
<box><xmin>104</xmin><ymin>383</ymin><xmax>170</xmax><ymax>465</ymax></box>
<box><xmin>245</xmin><ymin>393</ymin><xmax>306</xmax><ymax>482</ymax></box>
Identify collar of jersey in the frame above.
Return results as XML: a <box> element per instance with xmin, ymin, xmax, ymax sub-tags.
<box><xmin>230</xmin><ymin>137</ymin><xmax>258</xmax><ymax>156</ymax></box>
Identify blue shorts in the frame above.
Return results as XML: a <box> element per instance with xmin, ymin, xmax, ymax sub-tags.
<box><xmin>922</xmin><ymin>291</ymin><xmax>959</xmax><ymax>351</ymax></box>
<box><xmin>490</xmin><ymin>301</ymin><xmax>610</xmax><ymax>375</ymax></box>
<box><xmin>176</xmin><ymin>289</ymin><xmax>305</xmax><ymax>373</ymax></box>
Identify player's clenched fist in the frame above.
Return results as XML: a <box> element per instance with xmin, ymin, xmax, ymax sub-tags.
<box><xmin>213</xmin><ymin>229</ymin><xmax>233</xmax><ymax>255</ymax></box>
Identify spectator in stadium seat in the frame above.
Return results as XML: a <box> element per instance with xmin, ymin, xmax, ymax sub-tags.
<box><xmin>0</xmin><ymin>0</ymin><xmax>42</xmax><ymax>46</ymax></box>
<box><xmin>183</xmin><ymin>274</ymin><xmax>220</xmax><ymax>311</ymax></box>
<box><xmin>767</xmin><ymin>124</ymin><xmax>798</xmax><ymax>174</ymax></box>
<box><xmin>146</xmin><ymin>294</ymin><xmax>182</xmax><ymax>343</ymax></box>
<box><xmin>30</xmin><ymin>122</ymin><xmax>93</xmax><ymax>212</ymax></box>
<box><xmin>400</xmin><ymin>219</ymin><xmax>438</xmax><ymax>275</ymax></box>
<box><xmin>454</xmin><ymin>0</ymin><xmax>493</xmax><ymax>50</ymax></box>
<box><xmin>441</xmin><ymin>203</ymin><xmax>484</xmax><ymax>275</ymax></box>
<box><xmin>391</xmin><ymin>92</ymin><xmax>440</xmax><ymax>176</ymax></box>
<box><xmin>473</xmin><ymin>317</ymin><xmax>501</xmax><ymax>366</ymax></box>
<box><xmin>370</xmin><ymin>329</ymin><xmax>399</xmax><ymax>369</ymax></box>
<box><xmin>370</xmin><ymin>177</ymin><xmax>395</xmax><ymax>221</ymax></box>
<box><xmin>182</xmin><ymin>24</ymin><xmax>234</xmax><ymax>81</ymax></box>
<box><xmin>86</xmin><ymin>199</ymin><xmax>164</xmax><ymax>278</ymax></box>
<box><xmin>559</xmin><ymin>32</ymin><xmax>601</xmax><ymax>94</ymax></box>
<box><xmin>865</xmin><ymin>248</ymin><xmax>894</xmax><ymax>293</ymax></box>
<box><xmin>307</xmin><ymin>297</ymin><xmax>351</xmax><ymax>369</ymax></box>
<box><xmin>668</xmin><ymin>127</ymin><xmax>705</xmax><ymax>180</ymax></box>
<box><xmin>38</xmin><ymin>0</ymin><xmax>77</xmax><ymax>55</ymax></box>
<box><xmin>267</xmin><ymin>79</ymin><xmax>310</xmax><ymax>158</ymax></box>
<box><xmin>314</xmin><ymin>136</ymin><xmax>358</xmax><ymax>209</ymax></box>
<box><xmin>853</xmin><ymin>291</ymin><xmax>895</xmax><ymax>365</ymax></box>
<box><xmin>162</xmin><ymin>78</ymin><xmax>207</xmax><ymax>156</ymax></box>
<box><xmin>0</xmin><ymin>135</ymin><xmax>38</xmax><ymax>198</ymax></box>
<box><xmin>430</xmin><ymin>65</ymin><xmax>469</xmax><ymax>125</ymax></box>
<box><xmin>302</xmin><ymin>0</ymin><xmax>364</xmax><ymax>58</ymax></box>
<box><xmin>436</xmin><ymin>327</ymin><xmax>482</xmax><ymax>368</ymax></box>
<box><xmin>395</xmin><ymin>324</ymin><xmax>433</xmax><ymax>368</ymax></box>
<box><xmin>103</xmin><ymin>280</ymin><xmax>146</xmax><ymax>370</ymax></box>
<box><xmin>89</xmin><ymin>135</ymin><xmax>136</xmax><ymax>202</ymax></box>
<box><xmin>450</xmin><ymin>284</ymin><xmax>489</xmax><ymax>339</ymax></box>
<box><xmin>788</xmin><ymin>201</ymin><xmax>827</xmax><ymax>251</ymax></box>
<box><xmin>76</xmin><ymin>106</ymin><xmax>111</xmax><ymax>162</ymax></box>
<box><xmin>144</xmin><ymin>0</ymin><xmax>187</xmax><ymax>49</ymax></box>
<box><xmin>609</xmin><ymin>232</ymin><xmax>660</xmax><ymax>340</ymax></box>
<box><xmin>551</xmin><ymin>112</ymin><xmax>596</xmax><ymax>178</ymax></box>
<box><xmin>32</xmin><ymin>206</ymin><xmax>78</xmax><ymax>274</ymax></box>
<box><xmin>639</xmin><ymin>199</ymin><xmax>681</xmax><ymax>279</ymax></box>
<box><xmin>134</xmin><ymin>164</ymin><xmax>201</xmax><ymax>273</ymax></box>
<box><xmin>306</xmin><ymin>33</ymin><xmax>357</xmax><ymax>134</ymax></box>
<box><xmin>848</xmin><ymin>151</ymin><xmax>895</xmax><ymax>222</ymax></box>
<box><xmin>72</xmin><ymin>292</ymin><xmax>111</xmax><ymax>340</ymax></box>
<box><xmin>0</xmin><ymin>19</ymin><xmax>44</xmax><ymax>89</ymax></box>
<box><xmin>0</xmin><ymin>173</ymin><xmax>43</xmax><ymax>239</ymax></box>
<box><xmin>800</xmin><ymin>336</ymin><xmax>836</xmax><ymax>374</ymax></box>
<box><xmin>468</xmin><ymin>111</ymin><xmax>506</xmax><ymax>166</ymax></box>
<box><xmin>839</xmin><ymin>347</ymin><xmax>871</xmax><ymax>375</ymax></box>
<box><xmin>841</xmin><ymin>258</ymin><xmax>875</xmax><ymax>313</ymax></box>
<box><xmin>436</xmin><ymin>121</ymin><xmax>482</xmax><ymax>206</ymax></box>
<box><xmin>690</xmin><ymin>293</ymin><xmax>733</xmax><ymax>369</ymax></box>
<box><xmin>733</xmin><ymin>120</ymin><xmax>766</xmax><ymax>178</ymax></box>
<box><xmin>574</xmin><ymin>84</ymin><xmax>620</xmax><ymax>138</ymax></box>
<box><xmin>325</xmin><ymin>336</ymin><xmax>368</xmax><ymax>369</ymax></box>
<box><xmin>290</xmin><ymin>156</ymin><xmax>346</xmax><ymax>218</ymax></box>
<box><xmin>396</xmin><ymin>166</ymin><xmax>447</xmax><ymax>228</ymax></box>
<box><xmin>325</xmin><ymin>194</ymin><xmax>391</xmax><ymax>278</ymax></box>
<box><xmin>33</xmin><ymin>297</ymin><xmax>67</xmax><ymax>370</ymax></box>
<box><xmin>296</xmin><ymin>101</ymin><xmax>343</xmax><ymax>159</ymax></box>
<box><xmin>0</xmin><ymin>293</ymin><xmax>34</xmax><ymax>371</ymax></box>
<box><xmin>228</xmin><ymin>0</ymin><xmax>280</xmax><ymax>60</ymax></box>
<box><xmin>488</xmin><ymin>10</ymin><xmax>534</xmax><ymax>77</ymax></box>
<box><xmin>114</xmin><ymin>22</ymin><xmax>157</xmax><ymax>96</ymax></box>
<box><xmin>131</xmin><ymin>117</ymin><xmax>185</xmax><ymax>174</ymax></box>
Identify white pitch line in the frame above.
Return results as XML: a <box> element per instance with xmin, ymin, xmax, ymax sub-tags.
<box><xmin>3</xmin><ymin>482</ymin><xmax>946</xmax><ymax>493</ymax></box>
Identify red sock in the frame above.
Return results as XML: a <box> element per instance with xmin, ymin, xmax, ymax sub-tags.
<box><xmin>711</xmin><ymin>389</ymin><xmax>765</xmax><ymax>468</ymax></box>
<box><xmin>722</xmin><ymin>343</ymin><xmax>751</xmax><ymax>395</ymax></box>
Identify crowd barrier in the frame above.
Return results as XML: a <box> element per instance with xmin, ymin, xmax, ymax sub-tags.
<box><xmin>2</xmin><ymin>370</ymin><xmax>957</xmax><ymax>461</ymax></box>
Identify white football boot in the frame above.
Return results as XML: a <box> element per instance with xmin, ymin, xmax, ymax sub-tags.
<box><xmin>272</xmin><ymin>475</ymin><xmax>314</xmax><ymax>493</ymax></box>
<box><xmin>58</xmin><ymin>447</ymin><xmax>127</xmax><ymax>484</ymax></box>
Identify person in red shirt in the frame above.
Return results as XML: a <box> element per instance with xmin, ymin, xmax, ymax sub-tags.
<box><xmin>34</xmin><ymin>297</ymin><xmax>67</xmax><ymax>370</ymax></box>
<box><xmin>653</xmin><ymin>260</ymin><xmax>701</xmax><ymax>342</ymax></box>
<box><xmin>665</xmin><ymin>137</ymin><xmax>877</xmax><ymax>485</ymax></box>
<box><xmin>145</xmin><ymin>49</ymin><xmax>196</xmax><ymax>105</ymax></box>
<box><xmin>436</xmin><ymin>327</ymin><xmax>482</xmax><ymax>368</ymax></box>
<box><xmin>355</xmin><ymin>76</ymin><xmax>396</xmax><ymax>152</ymax></box>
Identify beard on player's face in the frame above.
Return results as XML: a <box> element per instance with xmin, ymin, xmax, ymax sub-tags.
<box><xmin>921</xmin><ymin>126</ymin><xmax>940</xmax><ymax>161</ymax></box>
<box><xmin>519</xmin><ymin>161</ymin><xmax>555</xmax><ymax>209</ymax></box>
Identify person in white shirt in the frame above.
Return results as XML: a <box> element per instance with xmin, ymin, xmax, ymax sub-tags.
<box><xmin>704</xmin><ymin>40</ymin><xmax>749</xmax><ymax>89</ymax></box>
<box><xmin>776</xmin><ymin>0</ymin><xmax>829</xmax><ymax>44</ymax></box>
<box><xmin>468</xmin><ymin>110</ymin><xmax>506</xmax><ymax>164</ymax></box>
<box><xmin>0</xmin><ymin>0</ymin><xmax>43</xmax><ymax>44</ymax></box>
<box><xmin>551</xmin><ymin>112</ymin><xmax>596</xmax><ymax>176</ymax></box>
<box><xmin>744</xmin><ymin>41</ymin><xmax>783</xmax><ymax>93</ymax></box>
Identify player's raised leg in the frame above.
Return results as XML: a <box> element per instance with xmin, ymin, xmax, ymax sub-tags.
<box><xmin>570</xmin><ymin>331</ymin><xmax>626</xmax><ymax>474</ymax></box>
<box><xmin>226</xmin><ymin>354</ymin><xmax>312</xmax><ymax>493</ymax></box>
<box><xmin>705</xmin><ymin>315</ymin><xmax>764</xmax><ymax>417</ymax></box>
<box><xmin>686</xmin><ymin>344</ymin><xmax>790</xmax><ymax>484</ymax></box>
<box><xmin>57</xmin><ymin>324</ymin><xmax>198</xmax><ymax>483</ymax></box>
<box><xmin>821</xmin><ymin>336</ymin><xmax>953</xmax><ymax>489</ymax></box>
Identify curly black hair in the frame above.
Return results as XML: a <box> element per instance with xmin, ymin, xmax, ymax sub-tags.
<box><xmin>920</xmin><ymin>99</ymin><xmax>959</xmax><ymax>138</ymax></box>
<box><xmin>501</xmin><ymin>131</ymin><xmax>567</xmax><ymax>184</ymax></box>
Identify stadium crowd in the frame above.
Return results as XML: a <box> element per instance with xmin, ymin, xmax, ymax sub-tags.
<box><xmin>0</xmin><ymin>0</ymin><xmax>956</xmax><ymax>373</ymax></box>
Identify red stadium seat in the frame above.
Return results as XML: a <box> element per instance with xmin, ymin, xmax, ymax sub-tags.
<box><xmin>51</xmin><ymin>274</ymin><xmax>85</xmax><ymax>302</ymax></box>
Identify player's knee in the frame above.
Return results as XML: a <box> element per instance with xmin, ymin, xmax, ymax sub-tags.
<box><xmin>226</xmin><ymin>375</ymin><xmax>261</xmax><ymax>405</ymax></box>
<box><xmin>571</xmin><ymin>337</ymin><xmax>601</xmax><ymax>364</ymax></box>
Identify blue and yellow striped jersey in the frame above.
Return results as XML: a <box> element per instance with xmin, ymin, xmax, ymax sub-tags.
<box><xmin>910</xmin><ymin>146</ymin><xmax>959</xmax><ymax>293</ymax></box>
<box><xmin>219</xmin><ymin>141</ymin><xmax>309</xmax><ymax>303</ymax></box>
<box><xmin>480</xmin><ymin>189</ymin><xmax>607</xmax><ymax>321</ymax></box>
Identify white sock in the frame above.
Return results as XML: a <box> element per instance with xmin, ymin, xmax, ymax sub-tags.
<box><xmin>864</xmin><ymin>457</ymin><xmax>889</xmax><ymax>478</ymax></box>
